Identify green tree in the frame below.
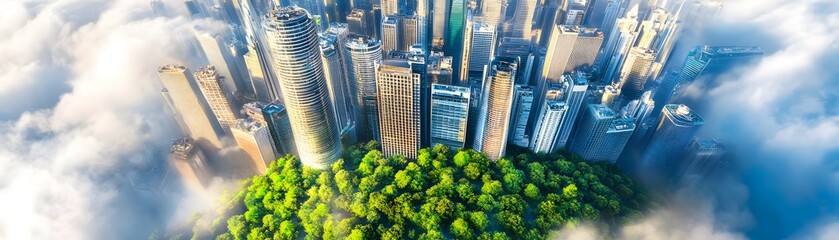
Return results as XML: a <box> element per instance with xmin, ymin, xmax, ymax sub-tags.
<box><xmin>453</xmin><ymin>151</ymin><xmax>471</xmax><ymax>167</ymax></box>
<box><xmin>450</xmin><ymin>218</ymin><xmax>473</xmax><ymax>239</ymax></box>
<box><xmin>469</xmin><ymin>211</ymin><xmax>489</xmax><ymax>231</ymax></box>
<box><xmin>524</xmin><ymin>184</ymin><xmax>540</xmax><ymax>200</ymax></box>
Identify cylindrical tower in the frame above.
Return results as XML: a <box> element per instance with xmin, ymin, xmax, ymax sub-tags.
<box><xmin>263</xmin><ymin>7</ymin><xmax>342</xmax><ymax>168</ymax></box>
<box><xmin>343</xmin><ymin>35</ymin><xmax>383</xmax><ymax>141</ymax></box>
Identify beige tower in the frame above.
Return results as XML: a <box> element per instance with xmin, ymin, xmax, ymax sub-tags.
<box><xmin>157</xmin><ymin>64</ymin><xmax>223</xmax><ymax>150</ymax></box>
<box><xmin>472</xmin><ymin>57</ymin><xmax>518</xmax><ymax>160</ymax></box>
<box><xmin>194</xmin><ymin>65</ymin><xmax>238</xmax><ymax>131</ymax></box>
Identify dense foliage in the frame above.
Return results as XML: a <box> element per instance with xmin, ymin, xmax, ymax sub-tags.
<box><xmin>181</xmin><ymin>142</ymin><xmax>648</xmax><ymax>240</ymax></box>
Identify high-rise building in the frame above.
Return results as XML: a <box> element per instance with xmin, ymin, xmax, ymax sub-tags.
<box><xmin>243</xmin><ymin>45</ymin><xmax>272</xmax><ymax>102</ymax></box>
<box><xmin>641</xmin><ymin>104</ymin><xmax>704</xmax><ymax>174</ymax></box>
<box><xmin>194</xmin><ymin>66</ymin><xmax>239</xmax><ymax>131</ymax></box>
<box><xmin>399</xmin><ymin>15</ymin><xmax>420</xmax><ymax>51</ymax></box>
<box><xmin>376</xmin><ymin>55</ymin><xmax>424</xmax><ymax>158</ymax></box>
<box><xmin>542</xmin><ymin>25</ymin><xmax>580</xmax><ymax>84</ymax></box>
<box><xmin>261</xmin><ymin>102</ymin><xmax>297</xmax><ymax>157</ymax></box>
<box><xmin>473</xmin><ymin>57</ymin><xmax>518</xmax><ymax>160</ymax></box>
<box><xmin>344</xmin><ymin>35</ymin><xmax>383</xmax><ymax>141</ymax></box>
<box><xmin>509</xmin><ymin>85</ymin><xmax>534</xmax><ymax>147</ymax></box>
<box><xmin>678</xmin><ymin>138</ymin><xmax>728</xmax><ymax>185</ymax></box>
<box><xmin>463</xmin><ymin>21</ymin><xmax>497</xmax><ymax>74</ymax></box>
<box><xmin>554</xmin><ymin>73</ymin><xmax>589</xmax><ymax>148</ymax></box>
<box><xmin>601</xmin><ymin>84</ymin><xmax>620</xmax><ymax>109</ymax></box>
<box><xmin>381</xmin><ymin>16</ymin><xmax>400</xmax><ymax>53</ymax></box>
<box><xmin>170</xmin><ymin>137</ymin><xmax>212</xmax><ymax>190</ymax></box>
<box><xmin>432</xmin><ymin>0</ymin><xmax>451</xmax><ymax>49</ymax></box>
<box><xmin>618</xmin><ymin>47</ymin><xmax>657</xmax><ymax>100</ymax></box>
<box><xmin>263</xmin><ymin>7</ymin><xmax>342</xmax><ymax>168</ymax></box>
<box><xmin>569</xmin><ymin>104</ymin><xmax>616</xmax><ymax>160</ymax></box>
<box><xmin>600</xmin><ymin>117</ymin><xmax>635</xmax><ymax>162</ymax></box>
<box><xmin>158</xmin><ymin>65</ymin><xmax>223</xmax><ymax>150</ymax></box>
<box><xmin>564</xmin><ymin>0</ymin><xmax>587</xmax><ymax>26</ymax></box>
<box><xmin>497</xmin><ymin>37</ymin><xmax>536</xmax><ymax>85</ymax></box>
<box><xmin>320</xmin><ymin>34</ymin><xmax>354</xmax><ymax>135</ymax></box>
<box><xmin>347</xmin><ymin>9</ymin><xmax>373</xmax><ymax>37</ymax></box>
<box><xmin>529</xmin><ymin>86</ymin><xmax>569</xmax><ymax>153</ymax></box>
<box><xmin>510</xmin><ymin>0</ymin><xmax>536</xmax><ymax>38</ymax></box>
<box><xmin>480</xmin><ymin>0</ymin><xmax>505</xmax><ymax>27</ymax></box>
<box><xmin>600</xmin><ymin>13</ymin><xmax>639</xmax><ymax>83</ymax></box>
<box><xmin>382</xmin><ymin>0</ymin><xmax>399</xmax><ymax>15</ymax></box>
<box><xmin>565</xmin><ymin>28</ymin><xmax>603</xmax><ymax>73</ymax></box>
<box><xmin>231</xmin><ymin>118</ymin><xmax>278</xmax><ymax>174</ymax></box>
<box><xmin>445</xmin><ymin>0</ymin><xmax>466</xmax><ymax>81</ymax></box>
<box><xmin>430</xmin><ymin>84</ymin><xmax>471</xmax><ymax>149</ymax></box>
<box><xmin>195</xmin><ymin>32</ymin><xmax>245</xmax><ymax>93</ymax></box>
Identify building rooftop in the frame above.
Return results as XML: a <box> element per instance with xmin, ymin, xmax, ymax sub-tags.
<box><xmin>232</xmin><ymin>118</ymin><xmax>265</xmax><ymax>134</ymax></box>
<box><xmin>664</xmin><ymin>104</ymin><xmax>704</xmax><ymax>126</ymax></box>
<box><xmin>700</xmin><ymin>45</ymin><xmax>765</xmax><ymax>56</ymax></box>
<box><xmin>590</xmin><ymin>104</ymin><xmax>617</xmax><ymax>120</ymax></box>
<box><xmin>267</xmin><ymin>6</ymin><xmax>308</xmax><ymax>21</ymax></box>
<box><xmin>432</xmin><ymin>84</ymin><xmax>470</xmax><ymax>98</ymax></box>
<box><xmin>170</xmin><ymin>137</ymin><xmax>197</xmax><ymax>160</ymax></box>
<box><xmin>345</xmin><ymin>35</ymin><xmax>380</xmax><ymax>49</ymax></box>
<box><xmin>608</xmin><ymin>117</ymin><xmax>636</xmax><ymax>132</ymax></box>
<box><xmin>158</xmin><ymin>64</ymin><xmax>186</xmax><ymax>73</ymax></box>
<box><xmin>547</xmin><ymin>100</ymin><xmax>568</xmax><ymax>111</ymax></box>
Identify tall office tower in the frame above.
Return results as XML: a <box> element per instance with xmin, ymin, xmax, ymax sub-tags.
<box><xmin>351</xmin><ymin>0</ymin><xmax>373</xmax><ymax>10</ymax></box>
<box><xmin>600</xmin><ymin>12</ymin><xmax>639</xmax><ymax>80</ymax></box>
<box><xmin>509</xmin><ymin>85</ymin><xmax>534</xmax><ymax>147</ymax></box>
<box><xmin>415</xmin><ymin>0</ymin><xmax>430</xmax><ymax>49</ymax></box>
<box><xmin>678</xmin><ymin>138</ymin><xmax>727</xmax><ymax>185</ymax></box>
<box><xmin>427</xmin><ymin>53</ymin><xmax>454</xmax><ymax>85</ymax></box>
<box><xmin>642</xmin><ymin>104</ymin><xmax>704</xmax><ymax>174</ymax></box>
<box><xmin>320</xmin><ymin>34</ymin><xmax>354</xmax><ymax>135</ymax></box>
<box><xmin>510</xmin><ymin>0</ymin><xmax>536</xmax><ymax>38</ymax></box>
<box><xmin>195</xmin><ymin>32</ymin><xmax>245</xmax><ymax>94</ymax></box>
<box><xmin>635</xmin><ymin>8</ymin><xmax>670</xmax><ymax>50</ymax></box>
<box><xmin>462</xmin><ymin>21</ymin><xmax>497</xmax><ymax>79</ymax></box>
<box><xmin>445</xmin><ymin>0</ymin><xmax>467</xmax><ymax>80</ymax></box>
<box><xmin>473</xmin><ymin>57</ymin><xmax>517</xmax><ymax>160</ymax></box>
<box><xmin>584</xmin><ymin>0</ymin><xmax>611</xmax><ymax>28</ymax></box>
<box><xmin>497</xmin><ymin>37</ymin><xmax>536</xmax><ymax>85</ymax></box>
<box><xmin>243</xmin><ymin>46</ymin><xmax>272</xmax><ymax>102</ymax></box>
<box><xmin>344</xmin><ymin>36</ymin><xmax>383</xmax><ymax>141</ymax></box>
<box><xmin>480</xmin><ymin>0</ymin><xmax>505</xmax><ymax>27</ymax></box>
<box><xmin>621</xmin><ymin>90</ymin><xmax>655</xmax><ymax>124</ymax></box>
<box><xmin>601</xmin><ymin>84</ymin><xmax>620</xmax><ymax>109</ymax></box>
<box><xmin>542</xmin><ymin>25</ymin><xmax>579</xmax><ymax>84</ymax></box>
<box><xmin>170</xmin><ymin>138</ymin><xmax>212</xmax><ymax>190</ymax></box>
<box><xmin>564</xmin><ymin>0</ymin><xmax>588</xmax><ymax>26</ymax></box>
<box><xmin>347</xmin><ymin>9</ymin><xmax>373</xmax><ymax>37</ymax></box>
<box><xmin>371</xmin><ymin>6</ymin><xmax>383</xmax><ymax>38</ymax></box>
<box><xmin>194</xmin><ymin>66</ymin><xmax>239</xmax><ymax>131</ymax></box>
<box><xmin>565</xmin><ymin>28</ymin><xmax>603</xmax><ymax>73</ymax></box>
<box><xmin>261</xmin><ymin>102</ymin><xmax>297</xmax><ymax>156</ymax></box>
<box><xmin>663</xmin><ymin>46</ymin><xmax>764</xmax><ymax>111</ymax></box>
<box><xmin>375</xmin><ymin>55</ymin><xmax>424</xmax><ymax>158</ymax></box>
<box><xmin>231</xmin><ymin>118</ymin><xmax>278</xmax><ymax>174</ymax></box>
<box><xmin>554</xmin><ymin>73</ymin><xmax>589</xmax><ymax>148</ymax></box>
<box><xmin>382</xmin><ymin>16</ymin><xmax>401</xmax><ymax>54</ymax></box>
<box><xmin>432</xmin><ymin>0</ymin><xmax>451</xmax><ymax>49</ymax></box>
<box><xmin>382</xmin><ymin>0</ymin><xmax>399</xmax><ymax>15</ymax></box>
<box><xmin>402</xmin><ymin>15</ymin><xmax>421</xmax><ymax>51</ymax></box>
<box><xmin>529</xmin><ymin>84</ymin><xmax>568</xmax><ymax>153</ymax></box>
<box><xmin>617</xmin><ymin>47</ymin><xmax>656</xmax><ymax>100</ymax></box>
<box><xmin>263</xmin><ymin>7</ymin><xmax>342</xmax><ymax>168</ymax></box>
<box><xmin>158</xmin><ymin>65</ymin><xmax>224</xmax><ymax>150</ymax></box>
<box><xmin>600</xmin><ymin>117</ymin><xmax>636</xmax><ymax>162</ymax></box>
<box><xmin>569</xmin><ymin>104</ymin><xmax>616</xmax><ymax>160</ymax></box>
<box><xmin>430</xmin><ymin>84</ymin><xmax>471</xmax><ymax>149</ymax></box>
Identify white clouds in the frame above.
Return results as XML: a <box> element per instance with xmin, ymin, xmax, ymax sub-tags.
<box><xmin>0</xmin><ymin>0</ymin><xmax>214</xmax><ymax>239</ymax></box>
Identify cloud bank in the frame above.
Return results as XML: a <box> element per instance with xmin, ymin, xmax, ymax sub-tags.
<box><xmin>0</xmin><ymin>0</ymin><xmax>224</xmax><ymax>239</ymax></box>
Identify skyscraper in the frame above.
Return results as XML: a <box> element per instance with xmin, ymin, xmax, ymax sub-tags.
<box><xmin>376</xmin><ymin>54</ymin><xmax>424</xmax><ymax>158</ymax></box>
<box><xmin>509</xmin><ymin>85</ymin><xmax>534</xmax><ymax>147</ymax></box>
<box><xmin>170</xmin><ymin>137</ymin><xmax>212</xmax><ymax>190</ymax></box>
<box><xmin>641</xmin><ymin>104</ymin><xmax>704</xmax><ymax>174</ymax></box>
<box><xmin>565</xmin><ymin>28</ymin><xmax>603</xmax><ymax>73</ymax></box>
<box><xmin>542</xmin><ymin>25</ymin><xmax>579</xmax><ymax>84</ymax></box>
<box><xmin>432</xmin><ymin>0</ymin><xmax>451</xmax><ymax>49</ymax></box>
<box><xmin>231</xmin><ymin>118</ymin><xmax>278</xmax><ymax>174</ymax></box>
<box><xmin>569</xmin><ymin>104</ymin><xmax>629</xmax><ymax>161</ymax></box>
<box><xmin>382</xmin><ymin>0</ymin><xmax>399</xmax><ymax>15</ymax></box>
<box><xmin>261</xmin><ymin>102</ymin><xmax>297</xmax><ymax>157</ymax></box>
<box><xmin>427</xmin><ymin>53</ymin><xmax>454</xmax><ymax>85</ymax></box>
<box><xmin>243</xmin><ymin>45</ymin><xmax>272</xmax><ymax>102</ymax></box>
<box><xmin>430</xmin><ymin>84</ymin><xmax>471</xmax><ymax>149</ymax></box>
<box><xmin>194</xmin><ymin>66</ymin><xmax>239</xmax><ymax>131</ymax></box>
<box><xmin>195</xmin><ymin>32</ymin><xmax>245</xmax><ymax>93</ymax></box>
<box><xmin>600</xmin><ymin>117</ymin><xmax>635</xmax><ymax>162</ymax></box>
<box><xmin>445</xmin><ymin>0</ymin><xmax>466</xmax><ymax>81</ymax></box>
<box><xmin>344</xmin><ymin>35</ymin><xmax>383</xmax><ymax>141</ymax></box>
<box><xmin>381</xmin><ymin>16</ymin><xmax>400</xmax><ymax>53</ymax></box>
<box><xmin>399</xmin><ymin>15</ymin><xmax>420</xmax><ymax>51</ymax></box>
<box><xmin>320</xmin><ymin>33</ymin><xmax>354</xmax><ymax>136</ymax></box>
<box><xmin>473</xmin><ymin>57</ymin><xmax>518</xmax><ymax>160</ymax></box>
<box><xmin>618</xmin><ymin>47</ymin><xmax>657</xmax><ymax>100</ymax></box>
<box><xmin>529</xmin><ymin>85</ymin><xmax>568</xmax><ymax>153</ymax></box>
<box><xmin>554</xmin><ymin>73</ymin><xmax>589</xmax><ymax>149</ymax></box>
<box><xmin>511</xmin><ymin>0</ymin><xmax>536</xmax><ymax>38</ymax></box>
<box><xmin>678</xmin><ymin>138</ymin><xmax>728</xmax><ymax>185</ymax></box>
<box><xmin>347</xmin><ymin>9</ymin><xmax>373</xmax><ymax>37</ymax></box>
<box><xmin>463</xmin><ymin>21</ymin><xmax>497</xmax><ymax>74</ymax></box>
<box><xmin>158</xmin><ymin>64</ymin><xmax>223</xmax><ymax>150</ymax></box>
<box><xmin>480</xmin><ymin>0</ymin><xmax>505</xmax><ymax>27</ymax></box>
<box><xmin>263</xmin><ymin>7</ymin><xmax>342</xmax><ymax>168</ymax></box>
<box><xmin>600</xmin><ymin>13</ymin><xmax>639</xmax><ymax>83</ymax></box>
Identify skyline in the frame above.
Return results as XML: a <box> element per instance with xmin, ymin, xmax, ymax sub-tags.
<box><xmin>1</xmin><ymin>0</ymin><xmax>838</xmax><ymax>239</ymax></box>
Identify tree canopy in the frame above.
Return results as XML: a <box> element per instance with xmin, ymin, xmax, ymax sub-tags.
<box><xmin>167</xmin><ymin>142</ymin><xmax>648</xmax><ymax>240</ymax></box>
